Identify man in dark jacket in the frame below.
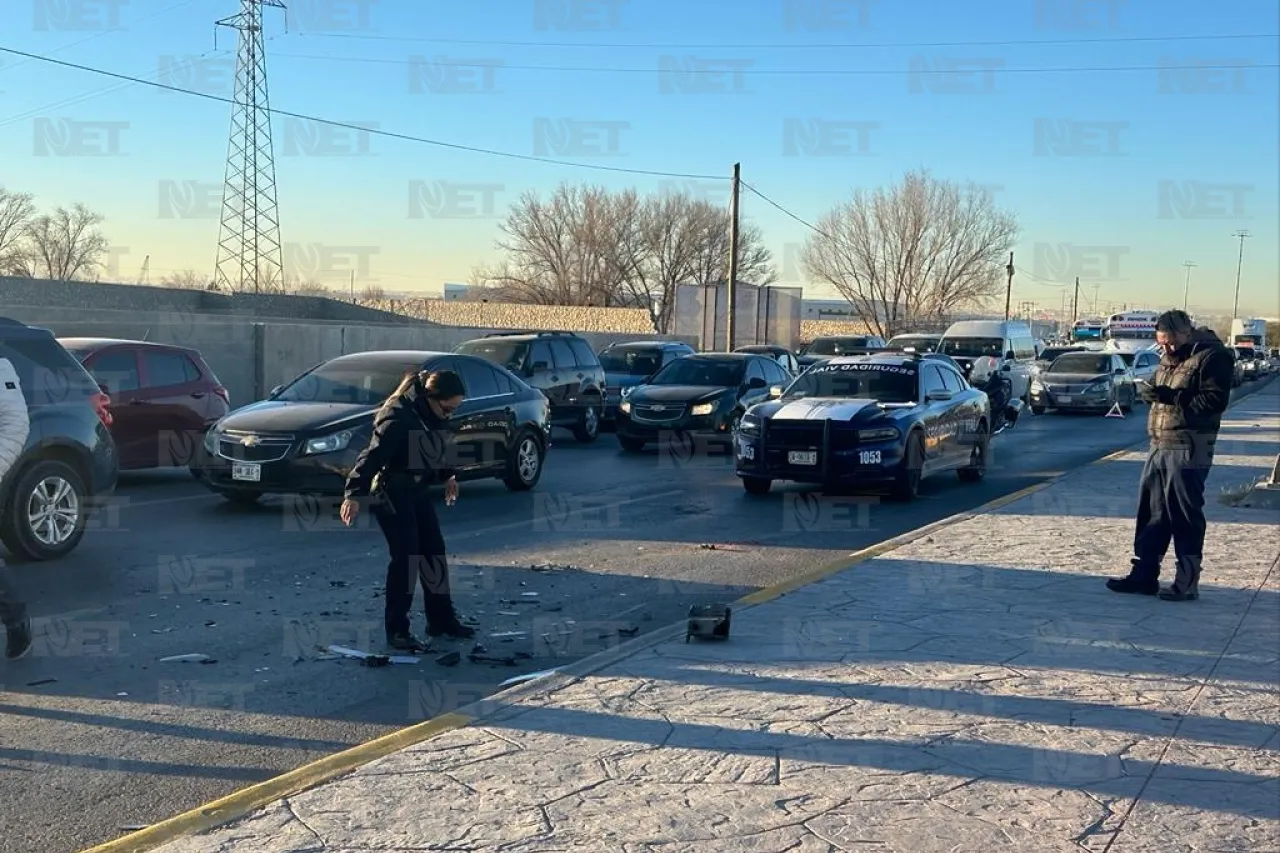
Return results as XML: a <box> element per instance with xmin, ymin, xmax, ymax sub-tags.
<box><xmin>1107</xmin><ymin>310</ymin><xmax>1234</xmax><ymax>601</ymax></box>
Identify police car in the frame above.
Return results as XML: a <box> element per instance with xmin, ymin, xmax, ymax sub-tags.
<box><xmin>734</xmin><ymin>352</ymin><xmax>990</xmax><ymax>500</ymax></box>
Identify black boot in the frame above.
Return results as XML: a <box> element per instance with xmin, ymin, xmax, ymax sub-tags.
<box><xmin>427</xmin><ymin>619</ymin><xmax>476</xmax><ymax>640</ymax></box>
<box><xmin>5</xmin><ymin>616</ymin><xmax>32</xmax><ymax>660</ymax></box>
<box><xmin>1160</xmin><ymin>555</ymin><xmax>1201</xmax><ymax>601</ymax></box>
<box><xmin>386</xmin><ymin>632</ymin><xmax>429</xmax><ymax>653</ymax></box>
<box><xmin>1107</xmin><ymin>559</ymin><xmax>1160</xmax><ymax>596</ymax></box>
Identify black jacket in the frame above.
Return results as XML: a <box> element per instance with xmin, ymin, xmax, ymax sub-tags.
<box><xmin>344</xmin><ymin>376</ymin><xmax>456</xmax><ymax>500</ymax></box>
<box><xmin>1143</xmin><ymin>328</ymin><xmax>1234</xmax><ymax>448</ymax></box>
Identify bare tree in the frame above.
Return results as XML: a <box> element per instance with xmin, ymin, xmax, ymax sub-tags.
<box><xmin>12</xmin><ymin>203</ymin><xmax>109</xmax><ymax>281</ymax></box>
<box><xmin>359</xmin><ymin>284</ymin><xmax>386</xmax><ymax>302</ymax></box>
<box><xmin>160</xmin><ymin>269</ymin><xmax>214</xmax><ymax>290</ymax></box>
<box><xmin>278</xmin><ymin>273</ymin><xmax>329</xmax><ymax>297</ymax></box>
<box><xmin>801</xmin><ymin>170</ymin><xmax>1018</xmax><ymax>338</ymax></box>
<box><xmin>479</xmin><ymin>183</ymin><xmax>637</xmax><ymax>307</ymax></box>
<box><xmin>0</xmin><ymin>188</ymin><xmax>35</xmax><ymax>275</ymax></box>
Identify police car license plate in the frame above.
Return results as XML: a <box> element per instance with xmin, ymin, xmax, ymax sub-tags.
<box><xmin>1058</xmin><ymin>395</ymin><xmax>1073</xmax><ymax>403</ymax></box>
<box><xmin>788</xmin><ymin>451</ymin><xmax>817</xmax><ymax>465</ymax></box>
<box><xmin>232</xmin><ymin>462</ymin><xmax>261</xmax><ymax>481</ymax></box>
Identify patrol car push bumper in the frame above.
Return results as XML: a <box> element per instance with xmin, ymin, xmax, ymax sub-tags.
<box><xmin>732</xmin><ymin>422</ymin><xmax>906</xmax><ymax>486</ymax></box>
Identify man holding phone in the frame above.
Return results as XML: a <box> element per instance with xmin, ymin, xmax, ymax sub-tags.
<box><xmin>1107</xmin><ymin>310</ymin><xmax>1234</xmax><ymax>602</ymax></box>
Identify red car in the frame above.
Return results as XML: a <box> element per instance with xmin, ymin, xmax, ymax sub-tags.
<box><xmin>57</xmin><ymin>338</ymin><xmax>230</xmax><ymax>471</ymax></box>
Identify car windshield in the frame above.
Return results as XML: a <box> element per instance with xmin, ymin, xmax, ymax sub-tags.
<box><xmin>599</xmin><ymin>347</ymin><xmax>663</xmax><ymax>376</ymax></box>
<box><xmin>1116</xmin><ymin>353</ymin><xmax>1136</xmax><ymax>365</ymax></box>
<box><xmin>650</xmin><ymin>358</ymin><xmax>743</xmax><ymax>387</ymax></box>
<box><xmin>1236</xmin><ymin>348</ymin><xmax>1256</xmax><ymax>360</ymax></box>
<box><xmin>784</xmin><ymin>361</ymin><xmax>918</xmax><ymax>403</ymax></box>
<box><xmin>1050</xmin><ymin>354</ymin><xmax>1111</xmax><ymax>374</ymax></box>
<box><xmin>456</xmin><ymin>339</ymin><xmax>528</xmax><ymax>372</ymax></box>
<box><xmin>888</xmin><ymin>336</ymin><xmax>937</xmax><ymax>351</ymax></box>
<box><xmin>939</xmin><ymin>337</ymin><xmax>1005</xmax><ymax>358</ymax></box>
<box><xmin>274</xmin><ymin>360</ymin><xmax>420</xmax><ymax>404</ymax></box>
<box><xmin>804</xmin><ymin>337</ymin><xmax>871</xmax><ymax>356</ymax></box>
<box><xmin>1038</xmin><ymin>347</ymin><xmax>1078</xmax><ymax>362</ymax></box>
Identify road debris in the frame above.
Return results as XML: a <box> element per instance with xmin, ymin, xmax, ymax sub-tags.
<box><xmin>159</xmin><ymin>654</ymin><xmax>216</xmax><ymax>664</ymax></box>
<box><xmin>435</xmin><ymin>651</ymin><xmax>461</xmax><ymax>667</ymax></box>
<box><xmin>326</xmin><ymin>645</ymin><xmax>421</xmax><ymax>665</ymax></box>
<box><xmin>27</xmin><ymin>678</ymin><xmax>56</xmax><ymax>687</ymax></box>
<box><xmin>499</xmin><ymin>668</ymin><xmax>560</xmax><ymax>688</ymax></box>
<box><xmin>618</xmin><ymin>624</ymin><xmax>640</xmax><ymax>637</ymax></box>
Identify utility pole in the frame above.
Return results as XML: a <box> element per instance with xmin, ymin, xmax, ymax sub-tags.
<box><xmin>1072</xmin><ymin>277</ymin><xmax>1080</xmax><ymax>323</ymax></box>
<box><xmin>1181</xmin><ymin>261</ymin><xmax>1197</xmax><ymax>312</ymax></box>
<box><xmin>1091</xmin><ymin>283</ymin><xmax>1101</xmax><ymax>315</ymax></box>
<box><xmin>350</xmin><ymin>269</ymin><xmax>355</xmax><ymax>301</ymax></box>
<box><xmin>1003</xmin><ymin>252</ymin><xmax>1014</xmax><ymax>320</ymax></box>
<box><xmin>1231</xmin><ymin>230</ymin><xmax>1250</xmax><ymax>318</ymax></box>
<box><xmin>726</xmin><ymin>162</ymin><xmax>741</xmax><ymax>350</ymax></box>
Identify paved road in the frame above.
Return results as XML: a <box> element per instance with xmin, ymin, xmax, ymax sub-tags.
<box><xmin>0</xmin><ymin>399</ymin><xmax>1196</xmax><ymax>853</ymax></box>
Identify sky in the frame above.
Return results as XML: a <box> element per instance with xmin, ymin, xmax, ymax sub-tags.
<box><xmin>1</xmin><ymin>0</ymin><xmax>1277</xmax><ymax>318</ymax></box>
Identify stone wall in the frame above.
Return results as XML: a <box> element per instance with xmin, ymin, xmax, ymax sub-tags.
<box><xmin>800</xmin><ymin>319</ymin><xmax>875</xmax><ymax>340</ymax></box>
<box><xmin>358</xmin><ymin>297</ymin><xmax>659</xmax><ymax>335</ymax></box>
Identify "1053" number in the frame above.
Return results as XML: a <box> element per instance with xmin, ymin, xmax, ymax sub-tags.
<box><xmin>858</xmin><ymin>450</ymin><xmax>882</xmax><ymax>465</ymax></box>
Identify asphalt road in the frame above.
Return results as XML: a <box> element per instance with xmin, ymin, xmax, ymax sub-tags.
<box><xmin>0</xmin><ymin>389</ymin><xmax>1259</xmax><ymax>853</ymax></box>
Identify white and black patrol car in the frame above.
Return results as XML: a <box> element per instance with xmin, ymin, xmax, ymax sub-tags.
<box><xmin>734</xmin><ymin>352</ymin><xmax>991</xmax><ymax>500</ymax></box>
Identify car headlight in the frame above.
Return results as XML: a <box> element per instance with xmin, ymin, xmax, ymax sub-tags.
<box><xmin>857</xmin><ymin>427</ymin><xmax>900</xmax><ymax>441</ymax></box>
<box><xmin>619</xmin><ymin>401</ymin><xmax>631</xmax><ymax>414</ymax></box>
<box><xmin>1083</xmin><ymin>382</ymin><xmax>1108</xmax><ymax>394</ymax></box>
<box><xmin>621</xmin><ymin>386</ymin><xmax>635</xmax><ymax>398</ymax></box>
<box><xmin>203</xmin><ymin>427</ymin><xmax>219</xmax><ymax>454</ymax></box>
<box><xmin>691</xmin><ymin>402</ymin><xmax>715</xmax><ymax>416</ymax></box>
<box><xmin>738</xmin><ymin>414</ymin><xmax>761</xmax><ymax>434</ymax></box>
<box><xmin>1030</xmin><ymin>380</ymin><xmax>1044</xmax><ymax>393</ymax></box>
<box><xmin>304</xmin><ymin>430</ymin><xmax>354</xmax><ymax>455</ymax></box>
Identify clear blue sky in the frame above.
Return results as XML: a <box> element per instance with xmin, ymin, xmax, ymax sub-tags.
<box><xmin>2</xmin><ymin>0</ymin><xmax>1277</xmax><ymax>317</ymax></box>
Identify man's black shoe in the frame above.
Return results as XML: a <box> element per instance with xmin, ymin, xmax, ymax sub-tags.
<box><xmin>1106</xmin><ymin>577</ymin><xmax>1159</xmax><ymax>595</ymax></box>
<box><xmin>386</xmin><ymin>633</ymin><xmax>428</xmax><ymax>653</ymax></box>
<box><xmin>1158</xmin><ymin>588</ymin><xmax>1199</xmax><ymax>602</ymax></box>
<box><xmin>427</xmin><ymin>622</ymin><xmax>476</xmax><ymax>640</ymax></box>
<box><xmin>5</xmin><ymin>617</ymin><xmax>32</xmax><ymax>660</ymax></box>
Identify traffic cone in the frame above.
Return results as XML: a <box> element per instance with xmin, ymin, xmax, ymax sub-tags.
<box><xmin>1105</xmin><ymin>401</ymin><xmax>1125</xmax><ymax>419</ymax></box>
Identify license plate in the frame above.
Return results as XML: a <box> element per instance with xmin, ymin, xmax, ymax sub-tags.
<box><xmin>1058</xmin><ymin>395</ymin><xmax>1073</xmax><ymax>403</ymax></box>
<box><xmin>788</xmin><ymin>450</ymin><xmax>817</xmax><ymax>465</ymax></box>
<box><xmin>738</xmin><ymin>439</ymin><xmax>755</xmax><ymax>460</ymax></box>
<box><xmin>232</xmin><ymin>462</ymin><xmax>261</xmax><ymax>481</ymax></box>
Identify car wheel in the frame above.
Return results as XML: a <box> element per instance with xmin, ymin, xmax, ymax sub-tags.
<box><xmin>0</xmin><ymin>459</ymin><xmax>90</xmax><ymax>561</ymax></box>
<box><xmin>890</xmin><ymin>433</ymin><xmax>924</xmax><ymax>501</ymax></box>
<box><xmin>216</xmin><ymin>490</ymin><xmax>261</xmax><ymax>506</ymax></box>
<box><xmin>572</xmin><ymin>402</ymin><xmax>600</xmax><ymax>443</ymax></box>
<box><xmin>958</xmin><ymin>421</ymin><xmax>989</xmax><ymax>483</ymax></box>
<box><xmin>1121</xmin><ymin>389</ymin><xmax>1134</xmax><ymax>413</ymax></box>
<box><xmin>504</xmin><ymin>431</ymin><xmax>544</xmax><ymax>491</ymax></box>
<box><xmin>741</xmin><ymin>476</ymin><xmax>772</xmax><ymax>495</ymax></box>
<box><xmin>618</xmin><ymin>435</ymin><xmax>647</xmax><ymax>453</ymax></box>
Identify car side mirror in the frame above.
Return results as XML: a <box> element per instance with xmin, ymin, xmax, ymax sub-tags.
<box><xmin>747</xmin><ymin>376</ymin><xmax>767</xmax><ymax>389</ymax></box>
<box><xmin>269</xmin><ymin>384</ymin><xmax>283</xmax><ymax>398</ymax></box>
<box><xmin>529</xmin><ymin>360</ymin><xmax>547</xmax><ymax>374</ymax></box>
<box><xmin>927</xmin><ymin>390</ymin><xmax>954</xmax><ymax>402</ymax></box>
<box><xmin>1000</xmin><ymin>362</ymin><xmax>1013</xmax><ymax>372</ymax></box>
<box><xmin>98</xmin><ymin>383</ymin><xmax>110</xmax><ymax>396</ymax></box>
<box><xmin>1005</xmin><ymin>351</ymin><xmax>1016</xmax><ymax>361</ymax></box>
<box><xmin>769</xmin><ymin>385</ymin><xmax>783</xmax><ymax>398</ymax></box>
<box><xmin>1113</xmin><ymin>367</ymin><xmax>1126</xmax><ymax>375</ymax></box>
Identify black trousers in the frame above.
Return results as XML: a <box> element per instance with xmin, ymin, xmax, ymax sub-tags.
<box><xmin>1131</xmin><ymin>443</ymin><xmax>1212</xmax><ymax>590</ymax></box>
<box><xmin>0</xmin><ymin>559</ymin><xmax>27</xmax><ymax>629</ymax></box>
<box><xmin>372</xmin><ymin>485</ymin><xmax>455</xmax><ymax>638</ymax></box>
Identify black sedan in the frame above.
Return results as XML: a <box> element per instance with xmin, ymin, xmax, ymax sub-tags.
<box><xmin>191</xmin><ymin>351</ymin><xmax>552</xmax><ymax>504</ymax></box>
<box><xmin>734</xmin><ymin>352</ymin><xmax>990</xmax><ymax>500</ymax></box>
<box><xmin>796</xmin><ymin>335</ymin><xmax>887</xmax><ymax>370</ymax></box>
<box><xmin>1029</xmin><ymin>351</ymin><xmax>1134</xmax><ymax>415</ymax></box>
<box><xmin>614</xmin><ymin>352</ymin><xmax>789</xmax><ymax>452</ymax></box>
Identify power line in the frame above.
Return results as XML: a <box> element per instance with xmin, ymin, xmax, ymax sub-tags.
<box><xmin>292</xmin><ymin>32</ymin><xmax>1277</xmax><ymax>49</ymax></box>
<box><xmin>0</xmin><ymin>46</ymin><xmax>727</xmax><ymax>180</ymax></box>
<box><xmin>740</xmin><ymin>181</ymin><xmax>831</xmax><ymax>238</ymax></box>
<box><xmin>269</xmin><ymin>53</ymin><xmax>1278</xmax><ymax>78</ymax></box>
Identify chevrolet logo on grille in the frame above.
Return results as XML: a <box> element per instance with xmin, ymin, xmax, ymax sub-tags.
<box><xmin>241</xmin><ymin>435</ymin><xmax>260</xmax><ymax>447</ymax></box>
<box><xmin>649</xmin><ymin>405</ymin><xmax>666</xmax><ymax>412</ymax></box>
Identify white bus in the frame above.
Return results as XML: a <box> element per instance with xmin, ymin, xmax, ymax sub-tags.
<box><xmin>1102</xmin><ymin>310</ymin><xmax>1160</xmax><ymax>354</ymax></box>
<box><xmin>1071</xmin><ymin>318</ymin><xmax>1105</xmax><ymax>343</ymax></box>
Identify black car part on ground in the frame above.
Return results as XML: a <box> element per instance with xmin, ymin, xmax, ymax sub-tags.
<box><xmin>0</xmin><ymin>318</ymin><xmax>118</xmax><ymax>561</ymax></box>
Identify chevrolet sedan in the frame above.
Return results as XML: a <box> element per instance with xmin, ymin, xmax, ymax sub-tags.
<box><xmin>1029</xmin><ymin>351</ymin><xmax>1135</xmax><ymax>415</ymax></box>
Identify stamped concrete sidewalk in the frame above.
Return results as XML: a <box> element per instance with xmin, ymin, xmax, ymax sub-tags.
<box><xmin>153</xmin><ymin>386</ymin><xmax>1280</xmax><ymax>853</ymax></box>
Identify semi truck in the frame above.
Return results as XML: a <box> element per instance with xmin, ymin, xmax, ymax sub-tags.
<box><xmin>1231</xmin><ymin>318</ymin><xmax>1267</xmax><ymax>351</ymax></box>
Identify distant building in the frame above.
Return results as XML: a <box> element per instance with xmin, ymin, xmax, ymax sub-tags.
<box><xmin>443</xmin><ymin>282</ymin><xmax>470</xmax><ymax>300</ymax></box>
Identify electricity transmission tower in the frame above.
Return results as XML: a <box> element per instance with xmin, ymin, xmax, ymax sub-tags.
<box><xmin>213</xmin><ymin>0</ymin><xmax>285</xmax><ymax>294</ymax></box>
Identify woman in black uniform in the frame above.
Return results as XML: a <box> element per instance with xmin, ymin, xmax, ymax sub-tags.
<box><xmin>340</xmin><ymin>369</ymin><xmax>476</xmax><ymax>651</ymax></box>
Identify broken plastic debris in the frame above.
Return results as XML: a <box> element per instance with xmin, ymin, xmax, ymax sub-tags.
<box><xmin>490</xmin><ymin>631</ymin><xmax>528</xmax><ymax>639</ymax></box>
<box><xmin>159</xmin><ymin>654</ymin><xmax>212</xmax><ymax>663</ymax></box>
<box><xmin>497</xmin><ymin>611</ymin><xmax>520</xmax><ymax>616</ymax></box>
<box><xmin>499</xmin><ymin>668</ymin><xmax>561</xmax><ymax>688</ymax></box>
<box><xmin>435</xmin><ymin>651</ymin><xmax>461</xmax><ymax>667</ymax></box>
<box><xmin>520</xmin><ymin>592</ymin><xmax>539</xmax><ymax>597</ymax></box>
<box><xmin>119</xmin><ymin>825</ymin><xmax>149</xmax><ymax>832</ymax></box>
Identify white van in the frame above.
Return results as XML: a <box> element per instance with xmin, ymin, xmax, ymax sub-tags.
<box><xmin>937</xmin><ymin>320</ymin><xmax>1039</xmax><ymax>400</ymax></box>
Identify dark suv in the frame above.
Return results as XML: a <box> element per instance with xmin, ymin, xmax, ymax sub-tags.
<box><xmin>0</xmin><ymin>318</ymin><xmax>118</xmax><ymax>561</ymax></box>
<box><xmin>597</xmin><ymin>340</ymin><xmax>696</xmax><ymax>426</ymax></box>
<box><xmin>456</xmin><ymin>331</ymin><xmax>606</xmax><ymax>443</ymax></box>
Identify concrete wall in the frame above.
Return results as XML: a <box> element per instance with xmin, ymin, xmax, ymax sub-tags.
<box><xmin>357</xmin><ymin>297</ymin><xmax>663</xmax><ymax>335</ymax></box>
<box><xmin>673</xmin><ymin>283</ymin><xmax>804</xmax><ymax>350</ymax></box>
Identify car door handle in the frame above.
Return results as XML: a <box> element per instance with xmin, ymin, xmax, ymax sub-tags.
<box><xmin>191</xmin><ymin>392</ymin><xmax>205</xmax><ymax>399</ymax></box>
<box><xmin>576</xmin><ymin>373</ymin><xmax>584</xmax><ymax>379</ymax></box>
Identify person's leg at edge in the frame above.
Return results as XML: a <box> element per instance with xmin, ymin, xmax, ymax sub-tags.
<box><xmin>1161</xmin><ymin>442</ymin><xmax>1211</xmax><ymax>601</ymax></box>
<box><xmin>1110</xmin><ymin>448</ymin><xmax>1169</xmax><ymax>595</ymax></box>
<box><xmin>0</xmin><ymin>559</ymin><xmax>33</xmax><ymax>660</ymax></box>
<box><xmin>373</xmin><ymin>490</ymin><xmax>428</xmax><ymax>651</ymax></box>
<box><xmin>412</xmin><ymin>492</ymin><xmax>474</xmax><ymax>639</ymax></box>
